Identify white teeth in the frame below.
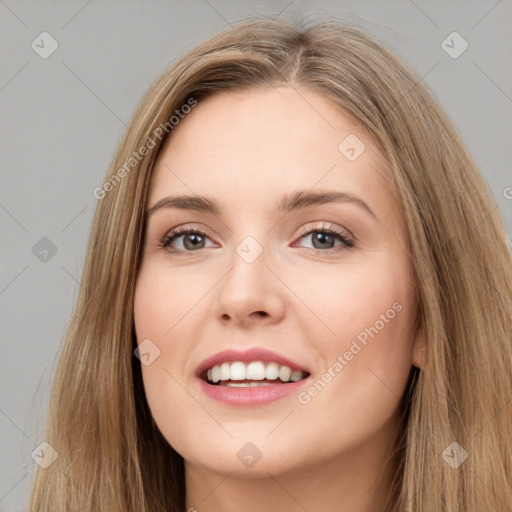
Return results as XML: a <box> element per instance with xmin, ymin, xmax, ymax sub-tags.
<box><xmin>265</xmin><ymin>362</ymin><xmax>279</xmax><ymax>380</ymax></box>
<box><xmin>278</xmin><ymin>365</ymin><xmax>292</xmax><ymax>382</ymax></box>
<box><xmin>246</xmin><ymin>361</ymin><xmax>266</xmax><ymax>380</ymax></box>
<box><xmin>204</xmin><ymin>360</ymin><xmax>308</xmax><ymax>384</ymax></box>
<box><xmin>290</xmin><ymin>370</ymin><xmax>303</xmax><ymax>382</ymax></box>
<box><xmin>220</xmin><ymin>362</ymin><xmax>231</xmax><ymax>380</ymax></box>
<box><xmin>230</xmin><ymin>361</ymin><xmax>246</xmax><ymax>381</ymax></box>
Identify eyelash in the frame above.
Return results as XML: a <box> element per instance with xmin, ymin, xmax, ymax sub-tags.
<box><xmin>159</xmin><ymin>223</ymin><xmax>354</xmax><ymax>257</ymax></box>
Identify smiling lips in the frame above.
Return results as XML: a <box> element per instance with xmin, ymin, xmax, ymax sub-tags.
<box><xmin>205</xmin><ymin>360</ymin><xmax>308</xmax><ymax>386</ymax></box>
<box><xmin>196</xmin><ymin>347</ymin><xmax>311</xmax><ymax>397</ymax></box>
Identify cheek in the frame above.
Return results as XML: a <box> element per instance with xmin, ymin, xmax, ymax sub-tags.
<box><xmin>133</xmin><ymin>264</ymin><xmax>217</xmax><ymax>453</ymax></box>
<box><xmin>293</xmin><ymin>260</ymin><xmax>415</xmax><ymax>417</ymax></box>
<box><xmin>282</xmin><ymin>258</ymin><xmax>411</xmax><ymax>347</ymax></box>
<box><xmin>133</xmin><ymin>262</ymin><xmax>213</xmax><ymax>338</ymax></box>
<box><xmin>133</xmin><ymin>265</ymin><xmax>160</xmax><ymax>339</ymax></box>
<box><xmin>334</xmin><ymin>266</ymin><xmax>415</xmax><ymax>376</ymax></box>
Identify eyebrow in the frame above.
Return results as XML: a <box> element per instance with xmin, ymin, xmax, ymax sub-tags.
<box><xmin>145</xmin><ymin>189</ymin><xmax>377</xmax><ymax>220</ymax></box>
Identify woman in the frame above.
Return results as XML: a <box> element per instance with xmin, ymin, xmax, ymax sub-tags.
<box><xmin>29</xmin><ymin>17</ymin><xmax>512</xmax><ymax>512</ymax></box>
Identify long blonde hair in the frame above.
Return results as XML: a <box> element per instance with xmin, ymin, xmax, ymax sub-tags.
<box><xmin>29</xmin><ymin>16</ymin><xmax>512</xmax><ymax>511</ymax></box>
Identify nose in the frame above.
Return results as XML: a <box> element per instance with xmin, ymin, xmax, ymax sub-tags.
<box><xmin>211</xmin><ymin>239</ymin><xmax>286</xmax><ymax>328</ymax></box>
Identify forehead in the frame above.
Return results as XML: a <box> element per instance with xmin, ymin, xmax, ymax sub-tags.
<box><xmin>148</xmin><ymin>86</ymin><xmax>395</xmax><ymax>219</ymax></box>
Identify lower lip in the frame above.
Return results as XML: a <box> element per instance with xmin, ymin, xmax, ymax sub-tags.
<box><xmin>196</xmin><ymin>377</ymin><xmax>310</xmax><ymax>406</ymax></box>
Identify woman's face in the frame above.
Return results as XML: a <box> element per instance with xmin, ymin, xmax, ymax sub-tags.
<box><xmin>134</xmin><ymin>85</ymin><xmax>424</xmax><ymax>477</ymax></box>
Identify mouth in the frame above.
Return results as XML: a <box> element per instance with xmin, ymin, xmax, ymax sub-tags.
<box><xmin>195</xmin><ymin>347</ymin><xmax>312</xmax><ymax>405</ymax></box>
<box><xmin>201</xmin><ymin>361</ymin><xmax>310</xmax><ymax>387</ymax></box>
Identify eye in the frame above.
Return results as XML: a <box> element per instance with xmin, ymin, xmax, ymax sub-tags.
<box><xmin>159</xmin><ymin>223</ymin><xmax>354</xmax><ymax>256</ymax></box>
<box><xmin>160</xmin><ymin>225</ymin><xmax>216</xmax><ymax>254</ymax></box>
<box><xmin>293</xmin><ymin>223</ymin><xmax>354</xmax><ymax>254</ymax></box>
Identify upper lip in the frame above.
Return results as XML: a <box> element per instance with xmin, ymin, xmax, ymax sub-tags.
<box><xmin>195</xmin><ymin>347</ymin><xmax>311</xmax><ymax>379</ymax></box>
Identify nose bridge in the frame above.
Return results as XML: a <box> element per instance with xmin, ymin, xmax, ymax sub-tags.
<box><xmin>225</xmin><ymin>232</ymin><xmax>270</xmax><ymax>297</ymax></box>
<box><xmin>212</xmin><ymin>230</ymin><xmax>285</xmax><ymax>323</ymax></box>
<box><xmin>235</xmin><ymin>234</ymin><xmax>266</xmax><ymax>266</ymax></box>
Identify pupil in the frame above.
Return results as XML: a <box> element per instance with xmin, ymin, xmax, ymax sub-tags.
<box><xmin>313</xmin><ymin>232</ymin><xmax>333</xmax><ymax>249</ymax></box>
<box><xmin>184</xmin><ymin>234</ymin><xmax>203</xmax><ymax>250</ymax></box>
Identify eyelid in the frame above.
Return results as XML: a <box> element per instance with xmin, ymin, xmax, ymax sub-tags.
<box><xmin>294</xmin><ymin>222</ymin><xmax>355</xmax><ymax>244</ymax></box>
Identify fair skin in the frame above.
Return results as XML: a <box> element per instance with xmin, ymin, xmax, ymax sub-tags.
<box><xmin>134</xmin><ymin>85</ymin><xmax>424</xmax><ymax>512</ymax></box>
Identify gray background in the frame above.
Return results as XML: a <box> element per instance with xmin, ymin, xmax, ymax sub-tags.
<box><xmin>1</xmin><ymin>1</ymin><xmax>511</xmax><ymax>510</ymax></box>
